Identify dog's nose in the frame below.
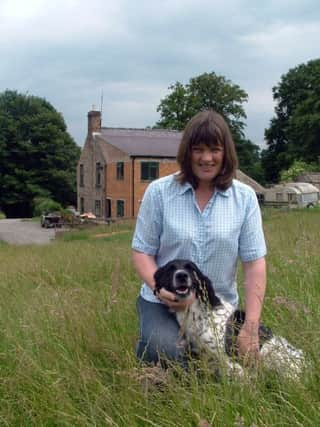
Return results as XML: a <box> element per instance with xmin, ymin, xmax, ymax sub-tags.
<box><xmin>175</xmin><ymin>271</ymin><xmax>188</xmax><ymax>283</ymax></box>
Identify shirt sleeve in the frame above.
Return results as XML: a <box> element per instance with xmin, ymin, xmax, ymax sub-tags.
<box><xmin>131</xmin><ymin>181</ymin><xmax>163</xmax><ymax>256</ymax></box>
<box><xmin>238</xmin><ymin>189</ymin><xmax>267</xmax><ymax>262</ymax></box>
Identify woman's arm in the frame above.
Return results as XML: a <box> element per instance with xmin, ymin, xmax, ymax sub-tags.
<box><xmin>237</xmin><ymin>257</ymin><xmax>266</xmax><ymax>359</ymax></box>
<box><xmin>132</xmin><ymin>250</ymin><xmax>158</xmax><ymax>290</ymax></box>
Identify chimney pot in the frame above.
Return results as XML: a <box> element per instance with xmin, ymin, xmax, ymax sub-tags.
<box><xmin>88</xmin><ymin>109</ymin><xmax>101</xmax><ymax>135</ymax></box>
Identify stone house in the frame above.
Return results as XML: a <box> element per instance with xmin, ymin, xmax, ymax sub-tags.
<box><xmin>77</xmin><ymin>109</ymin><xmax>265</xmax><ymax>219</ymax></box>
<box><xmin>77</xmin><ymin>110</ymin><xmax>180</xmax><ymax>219</ymax></box>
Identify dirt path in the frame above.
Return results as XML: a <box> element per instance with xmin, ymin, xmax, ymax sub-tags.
<box><xmin>0</xmin><ymin>219</ymin><xmax>55</xmax><ymax>245</ymax></box>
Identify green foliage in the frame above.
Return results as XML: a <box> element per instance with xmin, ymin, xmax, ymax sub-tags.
<box><xmin>235</xmin><ymin>137</ymin><xmax>265</xmax><ymax>184</ymax></box>
<box><xmin>280</xmin><ymin>160</ymin><xmax>318</xmax><ymax>182</ymax></box>
<box><xmin>156</xmin><ymin>72</ymin><xmax>264</xmax><ymax>183</ymax></box>
<box><xmin>156</xmin><ymin>71</ymin><xmax>248</xmax><ymax>137</ymax></box>
<box><xmin>263</xmin><ymin>58</ymin><xmax>320</xmax><ymax>183</ymax></box>
<box><xmin>0</xmin><ymin>215</ymin><xmax>319</xmax><ymax>425</ymax></box>
<box><xmin>0</xmin><ymin>90</ymin><xmax>81</xmax><ymax>218</ymax></box>
<box><xmin>33</xmin><ymin>197</ymin><xmax>62</xmax><ymax>216</ymax></box>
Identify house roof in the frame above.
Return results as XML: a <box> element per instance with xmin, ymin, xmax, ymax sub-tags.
<box><xmin>235</xmin><ymin>170</ymin><xmax>265</xmax><ymax>194</ymax></box>
<box><xmin>296</xmin><ymin>173</ymin><xmax>320</xmax><ymax>183</ymax></box>
<box><xmin>99</xmin><ymin>127</ymin><xmax>182</xmax><ymax>157</ymax></box>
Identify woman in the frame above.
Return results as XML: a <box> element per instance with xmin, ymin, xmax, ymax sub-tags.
<box><xmin>132</xmin><ymin>110</ymin><xmax>267</xmax><ymax>366</ymax></box>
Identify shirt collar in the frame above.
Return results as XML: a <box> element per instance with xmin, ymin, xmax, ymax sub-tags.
<box><xmin>177</xmin><ymin>181</ymin><xmax>231</xmax><ymax>197</ymax></box>
<box><xmin>217</xmin><ymin>187</ymin><xmax>231</xmax><ymax>197</ymax></box>
<box><xmin>177</xmin><ymin>181</ymin><xmax>193</xmax><ymax>195</ymax></box>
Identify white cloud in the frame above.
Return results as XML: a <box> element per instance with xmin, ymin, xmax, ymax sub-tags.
<box><xmin>241</xmin><ymin>22</ymin><xmax>320</xmax><ymax>60</ymax></box>
<box><xmin>246</xmin><ymin>89</ymin><xmax>274</xmax><ymax>114</ymax></box>
<box><xmin>1</xmin><ymin>0</ymin><xmax>320</xmax><ymax>147</ymax></box>
<box><xmin>0</xmin><ymin>0</ymin><xmax>128</xmax><ymax>46</ymax></box>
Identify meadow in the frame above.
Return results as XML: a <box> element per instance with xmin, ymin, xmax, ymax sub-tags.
<box><xmin>0</xmin><ymin>210</ymin><xmax>319</xmax><ymax>426</ymax></box>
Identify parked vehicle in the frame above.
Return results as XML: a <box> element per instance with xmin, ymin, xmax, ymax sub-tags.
<box><xmin>41</xmin><ymin>212</ymin><xmax>63</xmax><ymax>228</ymax></box>
<box><xmin>264</xmin><ymin>182</ymin><xmax>319</xmax><ymax>208</ymax></box>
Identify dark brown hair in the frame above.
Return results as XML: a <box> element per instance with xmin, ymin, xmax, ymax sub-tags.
<box><xmin>176</xmin><ymin>110</ymin><xmax>238</xmax><ymax>190</ymax></box>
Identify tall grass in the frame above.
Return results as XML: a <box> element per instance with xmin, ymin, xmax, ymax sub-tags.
<box><xmin>0</xmin><ymin>210</ymin><xmax>319</xmax><ymax>426</ymax></box>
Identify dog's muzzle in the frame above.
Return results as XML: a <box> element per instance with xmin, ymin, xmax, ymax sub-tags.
<box><xmin>173</xmin><ymin>269</ymin><xmax>193</xmax><ymax>298</ymax></box>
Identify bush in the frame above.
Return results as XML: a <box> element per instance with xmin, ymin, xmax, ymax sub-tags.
<box><xmin>280</xmin><ymin>160</ymin><xmax>318</xmax><ymax>182</ymax></box>
<box><xmin>33</xmin><ymin>197</ymin><xmax>62</xmax><ymax>217</ymax></box>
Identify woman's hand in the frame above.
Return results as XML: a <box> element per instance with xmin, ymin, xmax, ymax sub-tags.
<box><xmin>154</xmin><ymin>288</ymin><xmax>196</xmax><ymax>311</ymax></box>
<box><xmin>237</xmin><ymin>321</ymin><xmax>260</xmax><ymax>365</ymax></box>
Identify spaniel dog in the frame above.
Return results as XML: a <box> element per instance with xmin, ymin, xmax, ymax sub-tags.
<box><xmin>154</xmin><ymin>259</ymin><xmax>305</xmax><ymax>379</ymax></box>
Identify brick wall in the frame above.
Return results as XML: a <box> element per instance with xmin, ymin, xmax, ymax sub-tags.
<box><xmin>106</xmin><ymin>160</ymin><xmax>132</xmax><ymax>218</ymax></box>
<box><xmin>102</xmin><ymin>157</ymin><xmax>178</xmax><ymax>218</ymax></box>
<box><xmin>132</xmin><ymin>158</ymin><xmax>178</xmax><ymax>217</ymax></box>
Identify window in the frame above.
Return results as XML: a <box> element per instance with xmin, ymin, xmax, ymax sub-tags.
<box><xmin>116</xmin><ymin>162</ymin><xmax>124</xmax><ymax>180</ymax></box>
<box><xmin>141</xmin><ymin>162</ymin><xmax>159</xmax><ymax>181</ymax></box>
<box><xmin>96</xmin><ymin>162</ymin><xmax>102</xmax><ymax>187</ymax></box>
<box><xmin>95</xmin><ymin>200</ymin><xmax>101</xmax><ymax>217</ymax></box>
<box><xmin>105</xmin><ymin>199</ymin><xmax>111</xmax><ymax>218</ymax></box>
<box><xmin>116</xmin><ymin>200</ymin><xmax>125</xmax><ymax>217</ymax></box>
<box><xmin>80</xmin><ymin>197</ymin><xmax>84</xmax><ymax>214</ymax></box>
<box><xmin>79</xmin><ymin>164</ymin><xmax>84</xmax><ymax>187</ymax></box>
<box><xmin>257</xmin><ymin>193</ymin><xmax>264</xmax><ymax>204</ymax></box>
<box><xmin>288</xmin><ymin>193</ymin><xmax>297</xmax><ymax>203</ymax></box>
<box><xmin>276</xmin><ymin>192</ymin><xmax>283</xmax><ymax>202</ymax></box>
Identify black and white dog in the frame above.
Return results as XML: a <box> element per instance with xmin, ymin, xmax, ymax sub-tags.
<box><xmin>154</xmin><ymin>259</ymin><xmax>305</xmax><ymax>379</ymax></box>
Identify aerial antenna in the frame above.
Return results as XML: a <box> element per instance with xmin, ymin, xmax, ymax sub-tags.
<box><xmin>100</xmin><ymin>89</ymin><xmax>104</xmax><ymax>118</ymax></box>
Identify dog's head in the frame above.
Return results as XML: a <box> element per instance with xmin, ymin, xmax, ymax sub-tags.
<box><xmin>154</xmin><ymin>259</ymin><xmax>221</xmax><ymax>308</ymax></box>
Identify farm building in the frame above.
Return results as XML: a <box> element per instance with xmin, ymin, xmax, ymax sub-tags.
<box><xmin>235</xmin><ymin>169</ymin><xmax>265</xmax><ymax>203</ymax></box>
<box><xmin>77</xmin><ymin>109</ymin><xmax>265</xmax><ymax>219</ymax></box>
<box><xmin>295</xmin><ymin>172</ymin><xmax>320</xmax><ymax>191</ymax></box>
<box><xmin>264</xmin><ymin>182</ymin><xmax>319</xmax><ymax>208</ymax></box>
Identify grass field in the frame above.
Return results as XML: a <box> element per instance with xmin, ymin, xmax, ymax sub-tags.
<box><xmin>0</xmin><ymin>210</ymin><xmax>319</xmax><ymax>426</ymax></box>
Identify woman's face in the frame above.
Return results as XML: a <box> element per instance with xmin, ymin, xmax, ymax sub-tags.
<box><xmin>191</xmin><ymin>143</ymin><xmax>224</xmax><ymax>186</ymax></box>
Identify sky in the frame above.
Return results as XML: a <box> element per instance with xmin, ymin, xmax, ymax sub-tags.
<box><xmin>0</xmin><ymin>0</ymin><xmax>319</xmax><ymax>149</ymax></box>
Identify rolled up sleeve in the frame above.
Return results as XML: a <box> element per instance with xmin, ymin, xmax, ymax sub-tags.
<box><xmin>239</xmin><ymin>191</ymin><xmax>267</xmax><ymax>262</ymax></box>
<box><xmin>132</xmin><ymin>182</ymin><xmax>163</xmax><ymax>256</ymax></box>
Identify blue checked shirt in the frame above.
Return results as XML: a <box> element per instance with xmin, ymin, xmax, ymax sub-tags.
<box><xmin>132</xmin><ymin>173</ymin><xmax>267</xmax><ymax>306</ymax></box>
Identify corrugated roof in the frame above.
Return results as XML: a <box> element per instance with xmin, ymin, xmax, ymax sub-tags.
<box><xmin>290</xmin><ymin>182</ymin><xmax>319</xmax><ymax>193</ymax></box>
<box><xmin>296</xmin><ymin>173</ymin><xmax>320</xmax><ymax>183</ymax></box>
<box><xmin>99</xmin><ymin>127</ymin><xmax>182</xmax><ymax>157</ymax></box>
<box><xmin>267</xmin><ymin>182</ymin><xmax>319</xmax><ymax>194</ymax></box>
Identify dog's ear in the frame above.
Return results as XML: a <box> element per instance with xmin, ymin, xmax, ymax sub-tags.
<box><xmin>187</xmin><ymin>262</ymin><xmax>221</xmax><ymax>308</ymax></box>
<box><xmin>154</xmin><ymin>263</ymin><xmax>171</xmax><ymax>293</ymax></box>
<box><xmin>153</xmin><ymin>266</ymin><xmax>164</xmax><ymax>292</ymax></box>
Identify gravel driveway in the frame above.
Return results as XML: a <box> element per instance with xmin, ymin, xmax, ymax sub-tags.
<box><xmin>0</xmin><ymin>219</ymin><xmax>56</xmax><ymax>245</ymax></box>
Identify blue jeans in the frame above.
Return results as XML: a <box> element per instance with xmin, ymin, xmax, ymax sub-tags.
<box><xmin>136</xmin><ymin>296</ymin><xmax>189</xmax><ymax>366</ymax></box>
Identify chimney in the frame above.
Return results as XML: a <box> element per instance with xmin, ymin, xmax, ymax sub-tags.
<box><xmin>87</xmin><ymin>107</ymin><xmax>101</xmax><ymax>135</ymax></box>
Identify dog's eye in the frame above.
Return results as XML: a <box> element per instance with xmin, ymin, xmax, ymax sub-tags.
<box><xmin>184</xmin><ymin>263</ymin><xmax>193</xmax><ymax>271</ymax></box>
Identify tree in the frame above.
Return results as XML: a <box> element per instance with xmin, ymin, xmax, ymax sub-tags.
<box><xmin>156</xmin><ymin>72</ymin><xmax>264</xmax><ymax>182</ymax></box>
<box><xmin>236</xmin><ymin>138</ymin><xmax>265</xmax><ymax>185</ymax></box>
<box><xmin>0</xmin><ymin>90</ymin><xmax>81</xmax><ymax>218</ymax></box>
<box><xmin>263</xmin><ymin>58</ymin><xmax>320</xmax><ymax>183</ymax></box>
<box><xmin>280</xmin><ymin>160</ymin><xmax>319</xmax><ymax>182</ymax></box>
<box><xmin>156</xmin><ymin>72</ymin><xmax>248</xmax><ymax>139</ymax></box>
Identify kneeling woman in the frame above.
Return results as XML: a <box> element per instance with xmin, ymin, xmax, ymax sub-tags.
<box><xmin>131</xmin><ymin>110</ymin><xmax>267</xmax><ymax>366</ymax></box>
